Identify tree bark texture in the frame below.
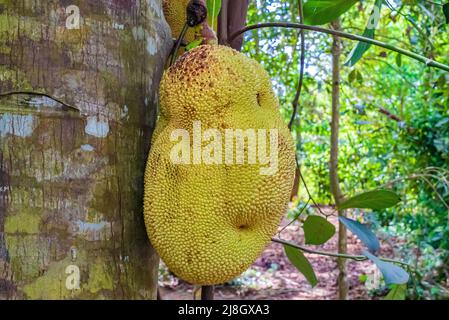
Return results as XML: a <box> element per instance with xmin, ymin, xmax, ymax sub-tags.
<box><xmin>329</xmin><ymin>20</ymin><xmax>348</xmax><ymax>300</ymax></box>
<box><xmin>218</xmin><ymin>0</ymin><xmax>249</xmax><ymax>51</ymax></box>
<box><xmin>0</xmin><ymin>0</ymin><xmax>171</xmax><ymax>299</ymax></box>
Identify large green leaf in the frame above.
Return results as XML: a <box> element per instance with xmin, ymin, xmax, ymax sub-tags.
<box><xmin>303</xmin><ymin>215</ymin><xmax>336</xmax><ymax>245</ymax></box>
<box><xmin>384</xmin><ymin>284</ymin><xmax>407</xmax><ymax>300</ymax></box>
<box><xmin>207</xmin><ymin>0</ymin><xmax>222</xmax><ymax>32</ymax></box>
<box><xmin>345</xmin><ymin>0</ymin><xmax>383</xmax><ymax>67</ymax></box>
<box><xmin>284</xmin><ymin>245</ymin><xmax>318</xmax><ymax>287</ymax></box>
<box><xmin>363</xmin><ymin>251</ymin><xmax>409</xmax><ymax>285</ymax></box>
<box><xmin>339</xmin><ymin>216</ymin><xmax>380</xmax><ymax>252</ymax></box>
<box><xmin>338</xmin><ymin>190</ymin><xmax>401</xmax><ymax>210</ymax></box>
<box><xmin>444</xmin><ymin>3</ymin><xmax>449</xmax><ymax>24</ymax></box>
<box><xmin>303</xmin><ymin>0</ymin><xmax>359</xmax><ymax>25</ymax></box>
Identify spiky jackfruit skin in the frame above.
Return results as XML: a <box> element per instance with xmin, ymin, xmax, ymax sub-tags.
<box><xmin>144</xmin><ymin>45</ymin><xmax>296</xmax><ymax>285</ymax></box>
<box><xmin>163</xmin><ymin>0</ymin><xmax>195</xmax><ymax>43</ymax></box>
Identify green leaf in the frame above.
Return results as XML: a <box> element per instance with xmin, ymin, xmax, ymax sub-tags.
<box><xmin>345</xmin><ymin>0</ymin><xmax>383</xmax><ymax>67</ymax></box>
<box><xmin>363</xmin><ymin>251</ymin><xmax>409</xmax><ymax>285</ymax></box>
<box><xmin>339</xmin><ymin>216</ymin><xmax>380</xmax><ymax>252</ymax></box>
<box><xmin>207</xmin><ymin>0</ymin><xmax>222</xmax><ymax>32</ymax></box>
<box><xmin>356</xmin><ymin>70</ymin><xmax>363</xmax><ymax>83</ymax></box>
<box><xmin>303</xmin><ymin>0</ymin><xmax>359</xmax><ymax>25</ymax></box>
<box><xmin>303</xmin><ymin>215</ymin><xmax>336</xmax><ymax>245</ymax></box>
<box><xmin>359</xmin><ymin>274</ymin><xmax>368</xmax><ymax>283</ymax></box>
<box><xmin>348</xmin><ymin>69</ymin><xmax>357</xmax><ymax>83</ymax></box>
<box><xmin>185</xmin><ymin>38</ymin><xmax>203</xmax><ymax>51</ymax></box>
<box><xmin>396</xmin><ymin>53</ymin><xmax>402</xmax><ymax>67</ymax></box>
<box><xmin>385</xmin><ymin>284</ymin><xmax>407</xmax><ymax>300</ymax></box>
<box><xmin>437</xmin><ymin>74</ymin><xmax>447</xmax><ymax>88</ymax></box>
<box><xmin>443</xmin><ymin>3</ymin><xmax>449</xmax><ymax>24</ymax></box>
<box><xmin>284</xmin><ymin>245</ymin><xmax>318</xmax><ymax>287</ymax></box>
<box><xmin>338</xmin><ymin>189</ymin><xmax>401</xmax><ymax>210</ymax></box>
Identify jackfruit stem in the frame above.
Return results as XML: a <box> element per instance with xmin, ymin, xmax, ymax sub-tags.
<box><xmin>188</xmin><ymin>0</ymin><xmax>218</xmax><ymax>45</ymax></box>
<box><xmin>170</xmin><ymin>22</ymin><xmax>190</xmax><ymax>66</ymax></box>
<box><xmin>186</xmin><ymin>0</ymin><xmax>207</xmax><ymax>27</ymax></box>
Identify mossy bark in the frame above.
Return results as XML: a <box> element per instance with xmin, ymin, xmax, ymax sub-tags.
<box><xmin>0</xmin><ymin>0</ymin><xmax>171</xmax><ymax>299</ymax></box>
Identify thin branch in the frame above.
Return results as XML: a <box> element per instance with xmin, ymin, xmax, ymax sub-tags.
<box><xmin>170</xmin><ymin>23</ymin><xmax>189</xmax><ymax>66</ymax></box>
<box><xmin>385</xmin><ymin>0</ymin><xmax>435</xmax><ymax>51</ymax></box>
<box><xmin>378</xmin><ymin>107</ymin><xmax>404</xmax><ymax>123</ymax></box>
<box><xmin>383</xmin><ymin>172</ymin><xmax>449</xmax><ymax>214</ymax></box>
<box><xmin>278</xmin><ymin>198</ymin><xmax>310</xmax><ymax>239</ymax></box>
<box><xmin>423</xmin><ymin>0</ymin><xmax>443</xmax><ymax>5</ymax></box>
<box><xmin>297</xmin><ymin>165</ymin><xmax>331</xmax><ymax>217</ymax></box>
<box><xmin>288</xmin><ymin>0</ymin><xmax>306</xmax><ymax>130</ymax></box>
<box><xmin>172</xmin><ymin>38</ymin><xmax>188</xmax><ymax>47</ymax></box>
<box><xmin>420</xmin><ymin>176</ymin><xmax>449</xmax><ymax>212</ymax></box>
<box><xmin>272</xmin><ymin>237</ymin><xmax>411</xmax><ymax>268</ymax></box>
<box><xmin>369</xmin><ymin>57</ymin><xmax>418</xmax><ymax>89</ymax></box>
<box><xmin>0</xmin><ymin>91</ymin><xmax>79</xmax><ymax>111</ymax></box>
<box><xmin>228</xmin><ymin>22</ymin><xmax>449</xmax><ymax>72</ymax></box>
<box><xmin>340</xmin><ymin>87</ymin><xmax>411</xmax><ymax>129</ymax></box>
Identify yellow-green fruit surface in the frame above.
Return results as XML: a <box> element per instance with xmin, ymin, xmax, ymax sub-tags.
<box><xmin>163</xmin><ymin>0</ymin><xmax>195</xmax><ymax>43</ymax></box>
<box><xmin>144</xmin><ymin>45</ymin><xmax>296</xmax><ymax>285</ymax></box>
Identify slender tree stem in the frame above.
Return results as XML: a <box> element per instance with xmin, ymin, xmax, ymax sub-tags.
<box><xmin>228</xmin><ymin>22</ymin><xmax>449</xmax><ymax>72</ymax></box>
<box><xmin>329</xmin><ymin>20</ymin><xmax>348</xmax><ymax>300</ymax></box>
<box><xmin>201</xmin><ymin>286</ymin><xmax>215</xmax><ymax>300</ymax></box>
<box><xmin>288</xmin><ymin>0</ymin><xmax>306</xmax><ymax>130</ymax></box>
<box><xmin>272</xmin><ymin>238</ymin><xmax>411</xmax><ymax>268</ymax></box>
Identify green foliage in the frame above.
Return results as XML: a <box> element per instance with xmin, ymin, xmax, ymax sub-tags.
<box><xmin>206</xmin><ymin>0</ymin><xmax>222</xmax><ymax>32</ymax></box>
<box><xmin>284</xmin><ymin>245</ymin><xmax>318</xmax><ymax>287</ymax></box>
<box><xmin>345</xmin><ymin>0</ymin><xmax>383</xmax><ymax>67</ymax></box>
<box><xmin>338</xmin><ymin>190</ymin><xmax>401</xmax><ymax>210</ymax></box>
<box><xmin>303</xmin><ymin>0</ymin><xmax>359</xmax><ymax>25</ymax></box>
<box><xmin>186</xmin><ymin>38</ymin><xmax>202</xmax><ymax>51</ymax></box>
<box><xmin>244</xmin><ymin>0</ymin><xmax>449</xmax><ymax>299</ymax></box>
<box><xmin>385</xmin><ymin>284</ymin><xmax>407</xmax><ymax>300</ymax></box>
<box><xmin>443</xmin><ymin>3</ymin><xmax>449</xmax><ymax>24</ymax></box>
<box><xmin>395</xmin><ymin>53</ymin><xmax>402</xmax><ymax>67</ymax></box>
<box><xmin>303</xmin><ymin>215</ymin><xmax>336</xmax><ymax>245</ymax></box>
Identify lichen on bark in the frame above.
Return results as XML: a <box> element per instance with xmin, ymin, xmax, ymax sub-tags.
<box><xmin>0</xmin><ymin>0</ymin><xmax>171</xmax><ymax>299</ymax></box>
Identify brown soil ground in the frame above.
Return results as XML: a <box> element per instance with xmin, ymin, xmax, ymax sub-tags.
<box><xmin>158</xmin><ymin>207</ymin><xmax>397</xmax><ymax>300</ymax></box>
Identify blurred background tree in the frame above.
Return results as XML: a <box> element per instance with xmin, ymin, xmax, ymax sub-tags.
<box><xmin>242</xmin><ymin>0</ymin><xmax>449</xmax><ymax>299</ymax></box>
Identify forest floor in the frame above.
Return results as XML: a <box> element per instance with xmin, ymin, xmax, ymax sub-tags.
<box><xmin>158</xmin><ymin>206</ymin><xmax>398</xmax><ymax>300</ymax></box>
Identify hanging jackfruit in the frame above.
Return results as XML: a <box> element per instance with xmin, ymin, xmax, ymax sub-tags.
<box><xmin>144</xmin><ymin>45</ymin><xmax>296</xmax><ymax>285</ymax></box>
<box><xmin>163</xmin><ymin>0</ymin><xmax>195</xmax><ymax>43</ymax></box>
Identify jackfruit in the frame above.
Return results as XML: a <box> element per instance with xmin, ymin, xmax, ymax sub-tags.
<box><xmin>163</xmin><ymin>0</ymin><xmax>195</xmax><ymax>43</ymax></box>
<box><xmin>144</xmin><ymin>45</ymin><xmax>296</xmax><ymax>285</ymax></box>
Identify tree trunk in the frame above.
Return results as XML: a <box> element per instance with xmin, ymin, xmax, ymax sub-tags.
<box><xmin>329</xmin><ymin>20</ymin><xmax>348</xmax><ymax>300</ymax></box>
<box><xmin>201</xmin><ymin>285</ymin><xmax>214</xmax><ymax>300</ymax></box>
<box><xmin>218</xmin><ymin>0</ymin><xmax>249</xmax><ymax>50</ymax></box>
<box><xmin>0</xmin><ymin>0</ymin><xmax>171</xmax><ymax>299</ymax></box>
